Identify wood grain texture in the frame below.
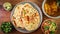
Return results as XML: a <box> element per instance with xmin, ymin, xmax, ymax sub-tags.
<box><xmin>0</xmin><ymin>0</ymin><xmax>60</xmax><ymax>34</ymax></box>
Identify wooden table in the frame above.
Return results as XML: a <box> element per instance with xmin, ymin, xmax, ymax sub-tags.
<box><xmin>0</xmin><ymin>0</ymin><xmax>60</xmax><ymax>34</ymax></box>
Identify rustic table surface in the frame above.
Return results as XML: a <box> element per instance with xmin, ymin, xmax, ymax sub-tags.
<box><xmin>0</xmin><ymin>0</ymin><xmax>60</xmax><ymax>34</ymax></box>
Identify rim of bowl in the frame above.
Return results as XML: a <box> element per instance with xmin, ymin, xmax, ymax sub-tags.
<box><xmin>10</xmin><ymin>1</ymin><xmax>43</xmax><ymax>33</ymax></box>
<box><xmin>42</xmin><ymin>0</ymin><xmax>60</xmax><ymax>19</ymax></box>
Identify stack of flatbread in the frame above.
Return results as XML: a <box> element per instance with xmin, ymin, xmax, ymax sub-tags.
<box><xmin>12</xmin><ymin>3</ymin><xmax>40</xmax><ymax>31</ymax></box>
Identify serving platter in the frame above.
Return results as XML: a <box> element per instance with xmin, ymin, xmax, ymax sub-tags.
<box><xmin>0</xmin><ymin>0</ymin><xmax>60</xmax><ymax>34</ymax></box>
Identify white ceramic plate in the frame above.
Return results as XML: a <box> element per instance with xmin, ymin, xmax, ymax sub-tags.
<box><xmin>11</xmin><ymin>1</ymin><xmax>43</xmax><ymax>33</ymax></box>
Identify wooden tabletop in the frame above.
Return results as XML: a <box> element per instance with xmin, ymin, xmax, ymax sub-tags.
<box><xmin>0</xmin><ymin>0</ymin><xmax>60</xmax><ymax>34</ymax></box>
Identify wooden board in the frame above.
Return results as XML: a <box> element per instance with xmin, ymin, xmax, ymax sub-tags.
<box><xmin>0</xmin><ymin>0</ymin><xmax>60</xmax><ymax>34</ymax></box>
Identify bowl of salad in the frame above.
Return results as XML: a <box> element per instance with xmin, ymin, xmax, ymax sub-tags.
<box><xmin>41</xmin><ymin>19</ymin><xmax>57</xmax><ymax>34</ymax></box>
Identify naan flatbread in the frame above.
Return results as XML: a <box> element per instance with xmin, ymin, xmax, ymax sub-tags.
<box><xmin>12</xmin><ymin>3</ymin><xmax>40</xmax><ymax>31</ymax></box>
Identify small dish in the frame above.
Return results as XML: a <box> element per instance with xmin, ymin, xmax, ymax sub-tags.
<box><xmin>42</xmin><ymin>0</ymin><xmax>60</xmax><ymax>19</ymax></box>
<box><xmin>41</xmin><ymin>19</ymin><xmax>57</xmax><ymax>34</ymax></box>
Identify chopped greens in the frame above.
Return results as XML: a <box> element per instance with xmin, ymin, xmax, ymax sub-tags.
<box><xmin>44</xmin><ymin>26</ymin><xmax>49</xmax><ymax>31</ymax></box>
<box><xmin>23</xmin><ymin>9</ymin><xmax>26</xmax><ymax>14</ymax></box>
<box><xmin>24</xmin><ymin>11</ymin><xmax>26</xmax><ymax>14</ymax></box>
<box><xmin>49</xmin><ymin>22</ymin><xmax>56</xmax><ymax>31</ymax></box>
<box><xmin>50</xmin><ymin>31</ymin><xmax>55</xmax><ymax>34</ymax></box>
<box><xmin>52</xmin><ymin>22</ymin><xmax>56</xmax><ymax>26</ymax></box>
<box><xmin>1</xmin><ymin>22</ymin><xmax>14</xmax><ymax>33</ymax></box>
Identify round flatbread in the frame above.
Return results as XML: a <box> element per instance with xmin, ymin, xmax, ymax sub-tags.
<box><xmin>22</xmin><ymin>3</ymin><xmax>40</xmax><ymax>31</ymax></box>
<box><xmin>12</xmin><ymin>3</ymin><xmax>40</xmax><ymax>31</ymax></box>
<box><xmin>12</xmin><ymin>4</ymin><xmax>24</xmax><ymax>28</ymax></box>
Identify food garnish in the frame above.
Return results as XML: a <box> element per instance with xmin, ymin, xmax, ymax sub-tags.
<box><xmin>3</xmin><ymin>2</ymin><xmax>12</xmax><ymax>11</ymax></box>
<box><xmin>1</xmin><ymin>22</ymin><xmax>13</xmax><ymax>33</ymax></box>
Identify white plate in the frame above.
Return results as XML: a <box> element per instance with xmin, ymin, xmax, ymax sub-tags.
<box><xmin>11</xmin><ymin>1</ymin><xmax>43</xmax><ymax>33</ymax></box>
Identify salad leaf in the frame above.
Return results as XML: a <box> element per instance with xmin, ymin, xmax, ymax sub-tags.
<box><xmin>49</xmin><ymin>22</ymin><xmax>56</xmax><ymax>32</ymax></box>
<box><xmin>44</xmin><ymin>26</ymin><xmax>49</xmax><ymax>31</ymax></box>
<box><xmin>52</xmin><ymin>22</ymin><xmax>56</xmax><ymax>26</ymax></box>
<box><xmin>50</xmin><ymin>31</ymin><xmax>55</xmax><ymax>34</ymax></box>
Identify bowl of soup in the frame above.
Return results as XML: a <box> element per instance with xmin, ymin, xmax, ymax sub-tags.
<box><xmin>42</xmin><ymin>0</ymin><xmax>60</xmax><ymax>19</ymax></box>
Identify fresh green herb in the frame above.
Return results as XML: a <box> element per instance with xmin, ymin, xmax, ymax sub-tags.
<box><xmin>49</xmin><ymin>21</ymin><xmax>56</xmax><ymax>32</ymax></box>
<box><xmin>50</xmin><ymin>23</ymin><xmax>56</xmax><ymax>31</ymax></box>
<box><xmin>1</xmin><ymin>22</ymin><xmax>13</xmax><ymax>33</ymax></box>
<box><xmin>24</xmin><ymin>10</ymin><xmax>26</xmax><ymax>14</ymax></box>
<box><xmin>50</xmin><ymin>31</ymin><xmax>55</xmax><ymax>34</ymax></box>
<box><xmin>44</xmin><ymin>26</ymin><xmax>49</xmax><ymax>31</ymax></box>
<box><xmin>57</xmin><ymin>0</ymin><xmax>60</xmax><ymax>6</ymax></box>
<box><xmin>52</xmin><ymin>22</ymin><xmax>56</xmax><ymax>26</ymax></box>
<box><xmin>24</xmin><ymin>11</ymin><xmax>26</xmax><ymax>14</ymax></box>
